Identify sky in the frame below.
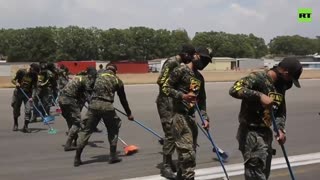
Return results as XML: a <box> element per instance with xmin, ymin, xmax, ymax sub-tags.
<box><xmin>0</xmin><ymin>0</ymin><xmax>319</xmax><ymax>43</ymax></box>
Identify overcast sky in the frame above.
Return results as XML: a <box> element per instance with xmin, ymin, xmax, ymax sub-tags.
<box><xmin>0</xmin><ymin>0</ymin><xmax>319</xmax><ymax>43</ymax></box>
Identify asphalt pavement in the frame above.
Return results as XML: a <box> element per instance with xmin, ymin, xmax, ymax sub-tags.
<box><xmin>0</xmin><ymin>79</ymin><xmax>319</xmax><ymax>180</ymax></box>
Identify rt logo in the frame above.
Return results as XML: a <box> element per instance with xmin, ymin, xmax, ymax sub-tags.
<box><xmin>298</xmin><ymin>8</ymin><xmax>312</xmax><ymax>22</ymax></box>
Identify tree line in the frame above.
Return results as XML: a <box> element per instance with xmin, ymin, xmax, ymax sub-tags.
<box><xmin>0</xmin><ymin>26</ymin><xmax>319</xmax><ymax>62</ymax></box>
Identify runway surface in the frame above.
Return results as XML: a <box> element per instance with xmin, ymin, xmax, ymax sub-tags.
<box><xmin>0</xmin><ymin>79</ymin><xmax>319</xmax><ymax>180</ymax></box>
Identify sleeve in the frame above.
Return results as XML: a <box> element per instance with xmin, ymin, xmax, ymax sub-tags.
<box><xmin>229</xmin><ymin>72</ymin><xmax>262</xmax><ymax>101</ymax></box>
<box><xmin>197</xmin><ymin>74</ymin><xmax>209</xmax><ymax>121</ymax></box>
<box><xmin>161</xmin><ymin>67</ymin><xmax>184</xmax><ymax>100</ymax></box>
<box><xmin>117</xmin><ymin>79</ymin><xmax>132</xmax><ymax>116</ymax></box>
<box><xmin>274</xmin><ymin>93</ymin><xmax>287</xmax><ymax>131</ymax></box>
<box><xmin>157</xmin><ymin>59</ymin><xmax>177</xmax><ymax>87</ymax></box>
<box><xmin>11</xmin><ymin>70</ymin><xmax>24</xmax><ymax>85</ymax></box>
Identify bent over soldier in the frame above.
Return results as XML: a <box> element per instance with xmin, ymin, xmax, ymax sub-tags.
<box><xmin>58</xmin><ymin>67</ymin><xmax>97</xmax><ymax>151</ymax></box>
<box><xmin>162</xmin><ymin>47</ymin><xmax>212</xmax><ymax>180</ymax></box>
<box><xmin>229</xmin><ymin>57</ymin><xmax>303</xmax><ymax>180</ymax></box>
<box><xmin>11</xmin><ymin>63</ymin><xmax>40</xmax><ymax>133</ymax></box>
<box><xmin>74</xmin><ymin>64</ymin><xmax>134</xmax><ymax>167</ymax></box>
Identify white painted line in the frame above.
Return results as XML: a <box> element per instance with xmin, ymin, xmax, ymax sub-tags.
<box><xmin>123</xmin><ymin>152</ymin><xmax>320</xmax><ymax>180</ymax></box>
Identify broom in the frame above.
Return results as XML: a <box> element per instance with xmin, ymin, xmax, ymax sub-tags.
<box><xmin>99</xmin><ymin>120</ymin><xmax>138</xmax><ymax>155</ymax></box>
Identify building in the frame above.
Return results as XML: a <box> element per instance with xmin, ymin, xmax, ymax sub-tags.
<box><xmin>148</xmin><ymin>58</ymin><xmax>166</xmax><ymax>72</ymax></box>
<box><xmin>236</xmin><ymin>58</ymin><xmax>265</xmax><ymax>70</ymax></box>
<box><xmin>113</xmin><ymin>60</ymin><xmax>149</xmax><ymax>73</ymax></box>
<box><xmin>204</xmin><ymin>57</ymin><xmax>236</xmax><ymax>71</ymax></box>
<box><xmin>57</xmin><ymin>61</ymin><xmax>96</xmax><ymax>75</ymax></box>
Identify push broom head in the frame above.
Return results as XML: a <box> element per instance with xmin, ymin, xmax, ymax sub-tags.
<box><xmin>124</xmin><ymin>145</ymin><xmax>139</xmax><ymax>156</ymax></box>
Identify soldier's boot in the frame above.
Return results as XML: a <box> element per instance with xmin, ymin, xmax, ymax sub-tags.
<box><xmin>12</xmin><ymin>117</ymin><xmax>18</xmax><ymax>131</ymax></box>
<box><xmin>74</xmin><ymin>147</ymin><xmax>83</xmax><ymax>167</ymax></box>
<box><xmin>22</xmin><ymin>121</ymin><xmax>31</xmax><ymax>133</ymax></box>
<box><xmin>109</xmin><ymin>146</ymin><xmax>122</xmax><ymax>164</ymax></box>
<box><xmin>64</xmin><ymin>137</ymin><xmax>77</xmax><ymax>151</ymax></box>
<box><xmin>161</xmin><ymin>155</ymin><xmax>176</xmax><ymax>180</ymax></box>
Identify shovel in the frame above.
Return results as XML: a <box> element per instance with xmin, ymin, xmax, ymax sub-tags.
<box><xmin>19</xmin><ymin>88</ymin><xmax>57</xmax><ymax>134</ymax></box>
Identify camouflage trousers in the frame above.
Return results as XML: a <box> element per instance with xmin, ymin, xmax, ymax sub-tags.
<box><xmin>11</xmin><ymin>88</ymin><xmax>32</xmax><ymax>122</ymax></box>
<box><xmin>58</xmin><ymin>98</ymin><xmax>82</xmax><ymax>140</ymax></box>
<box><xmin>237</xmin><ymin>124</ymin><xmax>273</xmax><ymax>180</ymax></box>
<box><xmin>32</xmin><ymin>88</ymin><xmax>53</xmax><ymax>120</ymax></box>
<box><xmin>77</xmin><ymin>108</ymin><xmax>122</xmax><ymax>150</ymax></box>
<box><xmin>172</xmin><ymin>113</ymin><xmax>198</xmax><ymax>179</ymax></box>
<box><xmin>156</xmin><ymin>95</ymin><xmax>175</xmax><ymax>156</ymax></box>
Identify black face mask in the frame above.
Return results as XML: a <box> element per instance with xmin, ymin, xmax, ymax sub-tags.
<box><xmin>273</xmin><ymin>68</ymin><xmax>293</xmax><ymax>90</ymax></box>
<box><xmin>192</xmin><ymin>59</ymin><xmax>210</xmax><ymax>70</ymax></box>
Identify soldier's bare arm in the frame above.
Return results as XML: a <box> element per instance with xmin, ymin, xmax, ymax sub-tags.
<box><xmin>116</xmin><ymin>79</ymin><xmax>132</xmax><ymax>119</ymax></box>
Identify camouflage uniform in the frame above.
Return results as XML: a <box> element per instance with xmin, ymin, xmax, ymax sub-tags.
<box><xmin>229</xmin><ymin>71</ymin><xmax>287</xmax><ymax>180</ymax></box>
<box><xmin>156</xmin><ymin>56</ymin><xmax>181</xmax><ymax>176</ymax></box>
<box><xmin>74</xmin><ymin>70</ymin><xmax>132</xmax><ymax>166</ymax></box>
<box><xmin>32</xmin><ymin>68</ymin><xmax>56</xmax><ymax>121</ymax></box>
<box><xmin>58</xmin><ymin>67</ymin><xmax>69</xmax><ymax>91</ymax></box>
<box><xmin>58</xmin><ymin>74</ymin><xmax>94</xmax><ymax>151</ymax></box>
<box><xmin>11</xmin><ymin>69</ymin><xmax>38</xmax><ymax>132</ymax></box>
<box><xmin>162</xmin><ymin>64</ymin><xmax>208</xmax><ymax>180</ymax></box>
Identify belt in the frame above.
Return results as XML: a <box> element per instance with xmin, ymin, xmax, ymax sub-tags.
<box><xmin>247</xmin><ymin>123</ymin><xmax>270</xmax><ymax>131</ymax></box>
<box><xmin>91</xmin><ymin>97</ymin><xmax>113</xmax><ymax>103</ymax></box>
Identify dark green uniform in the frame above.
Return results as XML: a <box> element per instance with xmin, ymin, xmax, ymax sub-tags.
<box><xmin>11</xmin><ymin>69</ymin><xmax>38</xmax><ymax>132</ymax></box>
<box><xmin>75</xmin><ymin>70</ymin><xmax>132</xmax><ymax>166</ymax></box>
<box><xmin>156</xmin><ymin>56</ymin><xmax>181</xmax><ymax>175</ymax></box>
<box><xmin>229</xmin><ymin>71</ymin><xmax>286</xmax><ymax>180</ymax></box>
<box><xmin>162</xmin><ymin>64</ymin><xmax>208</xmax><ymax>180</ymax></box>
<box><xmin>58</xmin><ymin>74</ymin><xmax>93</xmax><ymax>150</ymax></box>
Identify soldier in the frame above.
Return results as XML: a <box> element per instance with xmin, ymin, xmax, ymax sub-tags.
<box><xmin>31</xmin><ymin>61</ymin><xmax>57</xmax><ymax>122</ymax></box>
<box><xmin>74</xmin><ymin>63</ymin><xmax>134</xmax><ymax>167</ymax></box>
<box><xmin>58</xmin><ymin>67</ymin><xmax>97</xmax><ymax>151</ymax></box>
<box><xmin>162</xmin><ymin>47</ymin><xmax>212</xmax><ymax>180</ymax></box>
<box><xmin>156</xmin><ymin>44</ymin><xmax>196</xmax><ymax>179</ymax></box>
<box><xmin>11</xmin><ymin>63</ymin><xmax>40</xmax><ymax>133</ymax></box>
<box><xmin>47</xmin><ymin>62</ymin><xmax>59</xmax><ymax>101</ymax></box>
<box><xmin>57</xmin><ymin>64</ymin><xmax>70</xmax><ymax>92</ymax></box>
<box><xmin>229</xmin><ymin>57</ymin><xmax>303</xmax><ymax>180</ymax></box>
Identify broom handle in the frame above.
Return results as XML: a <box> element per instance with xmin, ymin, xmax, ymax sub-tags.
<box><xmin>114</xmin><ymin>108</ymin><xmax>163</xmax><ymax>140</ymax></box>
<box><xmin>36</xmin><ymin>94</ymin><xmax>49</xmax><ymax>116</ymax></box>
<box><xmin>19</xmin><ymin>88</ymin><xmax>45</xmax><ymax>119</ymax></box>
<box><xmin>118</xmin><ymin>136</ymin><xmax>129</xmax><ymax>146</ymax></box>
<box><xmin>99</xmin><ymin>120</ymin><xmax>129</xmax><ymax>146</ymax></box>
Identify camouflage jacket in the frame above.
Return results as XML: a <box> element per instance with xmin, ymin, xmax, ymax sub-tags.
<box><xmin>58</xmin><ymin>68</ymin><xmax>69</xmax><ymax>90</ymax></box>
<box><xmin>37</xmin><ymin>69</ymin><xmax>56</xmax><ymax>91</ymax></box>
<box><xmin>157</xmin><ymin>56</ymin><xmax>181</xmax><ymax>91</ymax></box>
<box><xmin>59</xmin><ymin>75</ymin><xmax>93</xmax><ymax>105</ymax></box>
<box><xmin>229</xmin><ymin>71</ymin><xmax>286</xmax><ymax>130</ymax></box>
<box><xmin>11</xmin><ymin>69</ymin><xmax>38</xmax><ymax>97</ymax></box>
<box><xmin>162</xmin><ymin>64</ymin><xmax>208</xmax><ymax>119</ymax></box>
<box><xmin>89</xmin><ymin>70</ymin><xmax>132</xmax><ymax>115</ymax></box>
